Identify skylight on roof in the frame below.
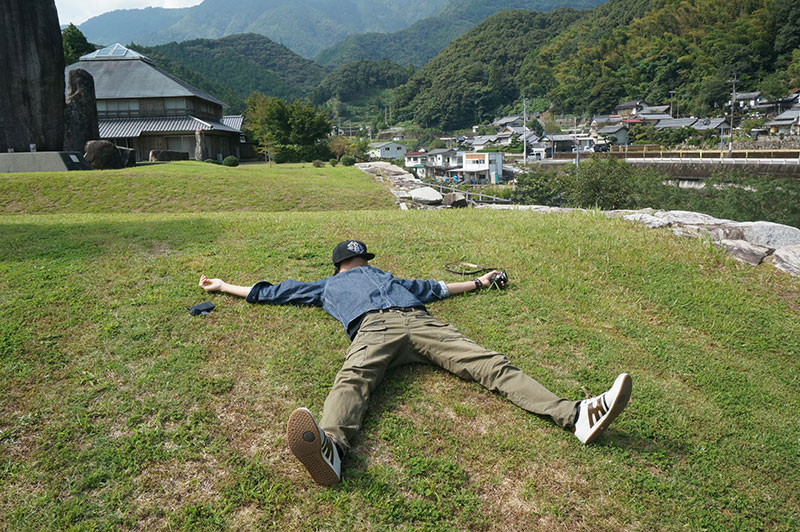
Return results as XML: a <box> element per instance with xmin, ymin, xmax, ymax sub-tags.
<box><xmin>80</xmin><ymin>43</ymin><xmax>147</xmax><ymax>61</ymax></box>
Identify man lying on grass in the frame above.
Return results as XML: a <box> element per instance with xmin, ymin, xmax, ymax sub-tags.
<box><xmin>199</xmin><ymin>240</ymin><xmax>632</xmax><ymax>486</ymax></box>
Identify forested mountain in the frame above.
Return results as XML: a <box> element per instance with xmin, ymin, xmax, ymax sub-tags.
<box><xmin>392</xmin><ymin>9</ymin><xmax>583</xmax><ymax>129</ymax></box>
<box><xmin>315</xmin><ymin>0</ymin><xmax>606</xmax><ymax>68</ymax></box>
<box><xmin>77</xmin><ymin>0</ymin><xmax>448</xmax><ymax>59</ymax></box>
<box><xmin>393</xmin><ymin>0</ymin><xmax>800</xmax><ymax>129</ymax></box>
<box><xmin>135</xmin><ymin>34</ymin><xmax>330</xmax><ymax>112</ymax></box>
<box><xmin>311</xmin><ymin>60</ymin><xmax>412</xmax><ymax>105</ymax></box>
<box><xmin>521</xmin><ymin>0</ymin><xmax>800</xmax><ymax>116</ymax></box>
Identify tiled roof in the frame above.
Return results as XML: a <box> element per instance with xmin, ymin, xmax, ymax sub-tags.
<box><xmin>692</xmin><ymin>118</ymin><xmax>728</xmax><ymax>131</ymax></box>
<box><xmin>67</xmin><ymin>44</ymin><xmax>226</xmax><ymax>107</ymax></box>
<box><xmin>221</xmin><ymin>115</ymin><xmax>244</xmax><ymax>131</ymax></box>
<box><xmin>654</xmin><ymin>118</ymin><xmax>698</xmax><ymax>129</ymax></box>
<box><xmin>99</xmin><ymin>116</ymin><xmax>241</xmax><ymax>139</ymax></box>
<box><xmin>598</xmin><ymin>125</ymin><xmax>626</xmax><ymax>134</ymax></box>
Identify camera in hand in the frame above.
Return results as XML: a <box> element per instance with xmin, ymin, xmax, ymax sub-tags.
<box><xmin>490</xmin><ymin>270</ymin><xmax>508</xmax><ymax>289</ymax></box>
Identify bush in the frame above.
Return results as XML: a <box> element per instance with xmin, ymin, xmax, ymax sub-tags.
<box><xmin>329</xmin><ymin>158</ymin><xmax>338</xmax><ymax>167</ymax></box>
<box><xmin>203</xmin><ymin>158</ymin><xmax>218</xmax><ymax>164</ymax></box>
<box><xmin>341</xmin><ymin>155</ymin><xmax>356</xmax><ymax>166</ymax></box>
<box><xmin>560</xmin><ymin>156</ymin><xmax>635</xmax><ymax>210</ymax></box>
<box><xmin>272</xmin><ymin>143</ymin><xmax>333</xmax><ymax>163</ymax></box>
<box><xmin>312</xmin><ymin>159</ymin><xmax>324</xmax><ymax>168</ymax></box>
<box><xmin>511</xmin><ymin>168</ymin><xmax>563</xmax><ymax>206</ymax></box>
<box><xmin>222</xmin><ymin>155</ymin><xmax>239</xmax><ymax>167</ymax></box>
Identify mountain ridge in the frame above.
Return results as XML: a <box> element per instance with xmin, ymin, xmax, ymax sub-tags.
<box><xmin>78</xmin><ymin>0</ymin><xmax>448</xmax><ymax>59</ymax></box>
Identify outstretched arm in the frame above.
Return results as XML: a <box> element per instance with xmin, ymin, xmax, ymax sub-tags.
<box><xmin>199</xmin><ymin>275</ymin><xmax>252</xmax><ymax>298</ymax></box>
<box><xmin>445</xmin><ymin>270</ymin><xmax>503</xmax><ymax>296</ymax></box>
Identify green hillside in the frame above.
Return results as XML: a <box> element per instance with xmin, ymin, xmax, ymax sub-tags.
<box><xmin>392</xmin><ymin>9</ymin><xmax>583</xmax><ymax>129</ymax></box>
<box><xmin>310</xmin><ymin>59</ymin><xmax>412</xmax><ymax>123</ymax></box>
<box><xmin>2</xmin><ymin>162</ymin><xmax>799</xmax><ymax>530</ymax></box>
<box><xmin>522</xmin><ymin>0</ymin><xmax>800</xmax><ymax>115</ymax></box>
<box><xmin>135</xmin><ymin>34</ymin><xmax>329</xmax><ymax>113</ymax></box>
<box><xmin>315</xmin><ymin>0</ymin><xmax>605</xmax><ymax>68</ymax></box>
<box><xmin>393</xmin><ymin>0</ymin><xmax>800</xmax><ymax>129</ymax></box>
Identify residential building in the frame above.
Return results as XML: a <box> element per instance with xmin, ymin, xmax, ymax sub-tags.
<box><xmin>615</xmin><ymin>100</ymin><xmax>648</xmax><ymax>117</ymax></box>
<box><xmin>598</xmin><ymin>125</ymin><xmax>629</xmax><ymax>145</ymax></box>
<box><xmin>422</xmin><ymin>148</ymin><xmax>460</xmax><ymax>179</ymax></box>
<box><xmin>490</xmin><ymin>115</ymin><xmax>523</xmax><ymax>128</ymax></box>
<box><xmin>765</xmin><ymin>108</ymin><xmax>800</xmax><ymax>135</ymax></box>
<box><xmin>368</xmin><ymin>141</ymin><xmax>406</xmax><ymax>159</ymax></box>
<box><xmin>541</xmin><ymin>133</ymin><xmax>578</xmax><ymax>153</ymax></box>
<box><xmin>449</xmin><ymin>152</ymin><xmax>504</xmax><ymax>184</ymax></box>
<box><xmin>691</xmin><ymin>118</ymin><xmax>730</xmax><ymax>135</ymax></box>
<box><xmin>65</xmin><ymin>43</ymin><xmax>243</xmax><ymax>162</ymax></box>
<box><xmin>404</xmin><ymin>151</ymin><xmax>427</xmax><ymax>173</ymax></box>
<box><xmin>654</xmin><ymin>118</ymin><xmax>699</xmax><ymax>130</ymax></box>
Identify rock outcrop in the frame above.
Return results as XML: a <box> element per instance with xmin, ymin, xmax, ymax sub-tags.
<box><xmin>63</xmin><ymin>68</ymin><xmax>99</xmax><ymax>153</ymax></box>
<box><xmin>85</xmin><ymin>140</ymin><xmax>123</xmax><ymax>170</ymax></box>
<box><xmin>0</xmin><ymin>0</ymin><xmax>65</xmax><ymax>153</ymax></box>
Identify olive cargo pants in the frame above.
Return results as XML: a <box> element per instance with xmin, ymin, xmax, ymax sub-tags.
<box><xmin>319</xmin><ymin>308</ymin><xmax>579</xmax><ymax>451</ymax></box>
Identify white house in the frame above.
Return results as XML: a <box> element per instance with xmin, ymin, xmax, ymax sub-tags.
<box><xmin>450</xmin><ymin>152</ymin><xmax>504</xmax><ymax>184</ymax></box>
<box><xmin>368</xmin><ymin>141</ymin><xmax>406</xmax><ymax>159</ymax></box>
<box><xmin>404</xmin><ymin>150</ymin><xmax>427</xmax><ymax>169</ymax></box>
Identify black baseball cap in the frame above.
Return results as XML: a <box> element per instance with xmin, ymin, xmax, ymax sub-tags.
<box><xmin>332</xmin><ymin>240</ymin><xmax>375</xmax><ymax>266</ymax></box>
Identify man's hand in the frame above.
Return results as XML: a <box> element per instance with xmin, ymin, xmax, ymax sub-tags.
<box><xmin>477</xmin><ymin>270</ymin><xmax>497</xmax><ymax>288</ymax></box>
<box><xmin>198</xmin><ymin>275</ymin><xmax>253</xmax><ymax>298</ymax></box>
<box><xmin>199</xmin><ymin>275</ymin><xmax>224</xmax><ymax>292</ymax></box>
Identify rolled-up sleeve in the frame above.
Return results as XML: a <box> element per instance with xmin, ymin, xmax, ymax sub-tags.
<box><xmin>395</xmin><ymin>278</ymin><xmax>448</xmax><ymax>303</ymax></box>
<box><xmin>246</xmin><ymin>279</ymin><xmax>326</xmax><ymax>306</ymax></box>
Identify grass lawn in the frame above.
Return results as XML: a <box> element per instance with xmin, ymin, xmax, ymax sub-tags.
<box><xmin>1</xmin><ymin>162</ymin><xmax>799</xmax><ymax>531</ymax></box>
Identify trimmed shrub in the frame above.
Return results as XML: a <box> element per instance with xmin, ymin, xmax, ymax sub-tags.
<box><xmin>222</xmin><ymin>155</ymin><xmax>239</xmax><ymax>167</ymax></box>
<box><xmin>204</xmin><ymin>158</ymin><xmax>218</xmax><ymax>164</ymax></box>
<box><xmin>312</xmin><ymin>159</ymin><xmax>324</xmax><ymax>168</ymax></box>
<box><xmin>329</xmin><ymin>158</ymin><xmax>338</xmax><ymax>167</ymax></box>
<box><xmin>341</xmin><ymin>155</ymin><xmax>356</xmax><ymax>166</ymax></box>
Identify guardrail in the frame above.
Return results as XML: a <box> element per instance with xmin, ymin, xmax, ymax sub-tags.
<box><xmin>425</xmin><ymin>182</ymin><xmax>511</xmax><ymax>204</ymax></box>
<box><xmin>626</xmin><ymin>158</ymin><xmax>800</xmax><ymax>165</ymax></box>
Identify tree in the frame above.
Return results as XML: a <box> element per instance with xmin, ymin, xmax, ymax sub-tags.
<box><xmin>329</xmin><ymin>136</ymin><xmax>349</xmax><ymax>160</ymax></box>
<box><xmin>245</xmin><ymin>92</ymin><xmax>331</xmax><ymax>155</ymax></box>
<box><xmin>62</xmin><ymin>24</ymin><xmax>95</xmax><ymax>66</ymax></box>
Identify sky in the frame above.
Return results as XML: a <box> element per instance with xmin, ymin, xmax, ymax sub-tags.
<box><xmin>55</xmin><ymin>0</ymin><xmax>203</xmax><ymax>26</ymax></box>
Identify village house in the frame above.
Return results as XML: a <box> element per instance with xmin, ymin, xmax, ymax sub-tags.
<box><xmin>404</xmin><ymin>150</ymin><xmax>427</xmax><ymax>168</ymax></box>
<box><xmin>368</xmin><ymin>141</ymin><xmax>406</xmax><ymax>159</ymax></box>
<box><xmin>490</xmin><ymin>115</ymin><xmax>523</xmax><ymax>128</ymax></box>
<box><xmin>421</xmin><ymin>148</ymin><xmax>460</xmax><ymax>179</ymax></box>
<box><xmin>65</xmin><ymin>43</ymin><xmax>244</xmax><ymax>162</ymax></box>
<box><xmin>765</xmin><ymin>108</ymin><xmax>800</xmax><ymax>135</ymax></box>
<box><xmin>448</xmin><ymin>152</ymin><xmax>504</xmax><ymax>184</ymax></box>
<box><xmin>598</xmin><ymin>124</ymin><xmax>629</xmax><ymax>145</ymax></box>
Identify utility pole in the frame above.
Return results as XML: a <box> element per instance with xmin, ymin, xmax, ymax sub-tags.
<box><xmin>522</xmin><ymin>94</ymin><xmax>528</xmax><ymax>165</ymax></box>
<box><xmin>669</xmin><ymin>90</ymin><xmax>675</xmax><ymax>118</ymax></box>
<box><xmin>728</xmin><ymin>73</ymin><xmax>737</xmax><ymax>153</ymax></box>
<box><xmin>574</xmin><ymin>116</ymin><xmax>579</xmax><ymax>167</ymax></box>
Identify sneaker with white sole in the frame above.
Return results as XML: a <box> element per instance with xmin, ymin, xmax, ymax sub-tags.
<box><xmin>287</xmin><ymin>407</ymin><xmax>341</xmax><ymax>485</ymax></box>
<box><xmin>573</xmin><ymin>373</ymin><xmax>632</xmax><ymax>444</ymax></box>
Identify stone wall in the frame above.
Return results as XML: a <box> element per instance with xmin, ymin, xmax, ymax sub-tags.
<box><xmin>0</xmin><ymin>0</ymin><xmax>65</xmax><ymax>152</ymax></box>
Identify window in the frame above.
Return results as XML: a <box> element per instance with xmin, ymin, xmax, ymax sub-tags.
<box><xmin>165</xmin><ymin>98</ymin><xmax>187</xmax><ymax>116</ymax></box>
<box><xmin>97</xmin><ymin>99</ymin><xmax>139</xmax><ymax>118</ymax></box>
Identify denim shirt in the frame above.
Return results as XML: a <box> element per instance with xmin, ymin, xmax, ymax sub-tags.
<box><xmin>246</xmin><ymin>265</ymin><xmax>450</xmax><ymax>339</ymax></box>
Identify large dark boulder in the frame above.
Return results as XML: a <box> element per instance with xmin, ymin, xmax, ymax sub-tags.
<box><xmin>0</xmin><ymin>0</ymin><xmax>65</xmax><ymax>152</ymax></box>
<box><xmin>63</xmin><ymin>69</ymin><xmax>99</xmax><ymax>152</ymax></box>
<box><xmin>117</xmin><ymin>147</ymin><xmax>137</xmax><ymax>167</ymax></box>
<box><xmin>85</xmin><ymin>140</ymin><xmax>123</xmax><ymax>170</ymax></box>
